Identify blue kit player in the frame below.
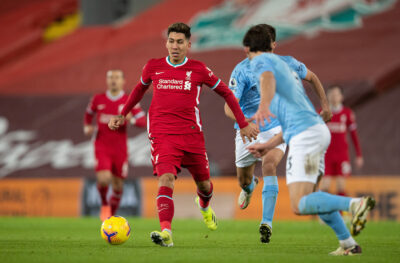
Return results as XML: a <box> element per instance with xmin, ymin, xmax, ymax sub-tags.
<box><xmin>245</xmin><ymin>25</ymin><xmax>375</xmax><ymax>256</ymax></box>
<box><xmin>224</xmin><ymin>24</ymin><xmax>331</xmax><ymax>244</ymax></box>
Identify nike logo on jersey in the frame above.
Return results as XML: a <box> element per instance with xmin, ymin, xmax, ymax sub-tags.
<box><xmin>155</xmin><ymin>72</ymin><xmax>164</xmax><ymax>75</ymax></box>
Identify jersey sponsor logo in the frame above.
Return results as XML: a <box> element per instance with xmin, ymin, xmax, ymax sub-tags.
<box><xmin>99</xmin><ymin>113</ymin><xmax>115</xmax><ymax>124</ymax></box>
<box><xmin>157</xmin><ymin>78</ymin><xmax>191</xmax><ymax>91</ymax></box>
<box><xmin>327</xmin><ymin>122</ymin><xmax>346</xmax><ymax>133</ymax></box>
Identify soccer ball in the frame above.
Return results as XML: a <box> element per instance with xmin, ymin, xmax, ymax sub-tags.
<box><xmin>101</xmin><ymin>216</ymin><xmax>131</xmax><ymax>245</ymax></box>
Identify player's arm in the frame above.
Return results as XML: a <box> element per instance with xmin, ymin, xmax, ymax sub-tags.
<box><xmin>129</xmin><ymin>104</ymin><xmax>147</xmax><ymax>128</ymax></box>
<box><xmin>83</xmin><ymin>95</ymin><xmax>97</xmax><ymax>136</ymax></box>
<box><xmin>109</xmin><ymin>81</ymin><xmax>149</xmax><ymax>130</ymax></box>
<box><xmin>224</xmin><ymin>102</ymin><xmax>237</xmax><ymax>122</ymax></box>
<box><xmin>224</xmin><ymin>101</ymin><xmax>252</xmax><ymax>123</ymax></box>
<box><xmin>247</xmin><ymin>132</ymin><xmax>283</xmax><ymax>158</ymax></box>
<box><xmin>253</xmin><ymin>71</ymin><xmax>276</xmax><ymax>127</ymax></box>
<box><xmin>347</xmin><ymin>110</ymin><xmax>363</xmax><ymax>169</ymax></box>
<box><xmin>224</xmin><ymin>69</ymin><xmax>247</xmax><ymax>122</ymax></box>
<box><xmin>213</xmin><ymin>81</ymin><xmax>259</xmax><ymax>142</ymax></box>
<box><xmin>303</xmin><ymin>69</ymin><xmax>332</xmax><ymax>122</ymax></box>
<box><xmin>202</xmin><ymin>65</ymin><xmax>258</xmax><ymax>142</ymax></box>
<box><xmin>109</xmin><ymin>62</ymin><xmax>152</xmax><ymax>131</ymax></box>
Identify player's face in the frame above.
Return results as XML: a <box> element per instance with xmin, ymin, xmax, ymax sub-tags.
<box><xmin>106</xmin><ymin>71</ymin><xmax>125</xmax><ymax>93</ymax></box>
<box><xmin>327</xmin><ymin>87</ymin><xmax>343</xmax><ymax>106</ymax></box>
<box><xmin>166</xmin><ymin>32</ymin><xmax>191</xmax><ymax>63</ymax></box>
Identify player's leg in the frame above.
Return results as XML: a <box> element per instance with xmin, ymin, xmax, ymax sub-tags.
<box><xmin>234</xmin><ymin>129</ymin><xmax>259</xmax><ymax>209</ymax></box>
<box><xmin>337</xmin><ymin>160</ymin><xmax>351</xmax><ymax>196</ymax></box>
<box><xmin>237</xmin><ymin>164</ymin><xmax>258</xmax><ymax>209</ymax></box>
<box><xmin>185</xmin><ymin>151</ymin><xmax>217</xmax><ymax>231</ymax></box>
<box><xmin>149</xmin><ymin>134</ymin><xmax>181</xmax><ymax>247</ymax></box>
<box><xmin>287</xmin><ymin>124</ymin><xmax>374</xmax><ymax>255</ymax></box>
<box><xmin>259</xmin><ymin>147</ymin><xmax>284</xmax><ymax>243</ymax></box>
<box><xmin>95</xmin><ymin>149</ymin><xmax>113</xmax><ymax>221</ymax></box>
<box><xmin>319</xmin><ymin>175</ymin><xmax>332</xmax><ymax>192</ymax></box>
<box><xmin>110</xmin><ymin>176</ymin><xmax>124</xmax><ymax>216</ymax></box>
<box><xmin>151</xmin><ymin>171</ymin><xmax>175</xmax><ymax>247</ymax></box>
<box><xmin>109</xmin><ymin>157</ymin><xmax>128</xmax><ymax>216</ymax></box>
<box><xmin>319</xmin><ymin>156</ymin><xmax>334</xmax><ymax>192</ymax></box>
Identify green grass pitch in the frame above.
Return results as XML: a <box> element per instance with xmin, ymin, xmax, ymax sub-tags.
<box><xmin>0</xmin><ymin>217</ymin><xmax>399</xmax><ymax>263</ymax></box>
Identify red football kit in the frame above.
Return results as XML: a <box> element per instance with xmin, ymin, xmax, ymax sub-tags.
<box><xmin>84</xmin><ymin>90</ymin><xmax>146</xmax><ymax>178</ymax></box>
<box><xmin>323</xmin><ymin>105</ymin><xmax>362</xmax><ymax>177</ymax></box>
<box><xmin>121</xmin><ymin>56</ymin><xmax>248</xmax><ymax>180</ymax></box>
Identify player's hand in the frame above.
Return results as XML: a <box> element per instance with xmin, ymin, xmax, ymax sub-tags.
<box><xmin>83</xmin><ymin>125</ymin><xmax>94</xmax><ymax>136</ymax></box>
<box><xmin>320</xmin><ymin>108</ymin><xmax>332</xmax><ymax>123</ymax></box>
<box><xmin>247</xmin><ymin>142</ymin><xmax>272</xmax><ymax>158</ymax></box>
<box><xmin>108</xmin><ymin>115</ymin><xmax>125</xmax><ymax>130</ymax></box>
<box><xmin>240</xmin><ymin>122</ymin><xmax>259</xmax><ymax>143</ymax></box>
<box><xmin>252</xmin><ymin>107</ymin><xmax>275</xmax><ymax>128</ymax></box>
<box><xmin>355</xmin><ymin>156</ymin><xmax>364</xmax><ymax>170</ymax></box>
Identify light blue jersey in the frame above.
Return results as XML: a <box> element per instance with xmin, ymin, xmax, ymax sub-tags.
<box><xmin>250</xmin><ymin>53</ymin><xmax>324</xmax><ymax>143</ymax></box>
<box><xmin>229</xmin><ymin>58</ymin><xmax>280</xmax><ymax>132</ymax></box>
<box><xmin>228</xmin><ymin>56</ymin><xmax>308</xmax><ymax>132</ymax></box>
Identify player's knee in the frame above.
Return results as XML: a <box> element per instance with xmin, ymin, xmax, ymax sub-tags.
<box><xmin>262</xmin><ymin>162</ymin><xmax>276</xmax><ymax>176</ymax></box>
<box><xmin>97</xmin><ymin>171</ymin><xmax>111</xmax><ymax>185</ymax></box>
<box><xmin>159</xmin><ymin>173</ymin><xmax>175</xmax><ymax>187</ymax></box>
<box><xmin>291</xmin><ymin>203</ymin><xmax>302</xmax><ymax>215</ymax></box>
<box><xmin>196</xmin><ymin>180</ymin><xmax>211</xmax><ymax>193</ymax></box>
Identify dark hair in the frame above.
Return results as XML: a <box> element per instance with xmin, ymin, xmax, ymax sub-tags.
<box><xmin>327</xmin><ymin>85</ymin><xmax>344</xmax><ymax>93</ymax></box>
<box><xmin>167</xmin><ymin>22</ymin><xmax>191</xmax><ymax>39</ymax></box>
<box><xmin>258</xmin><ymin>24</ymin><xmax>276</xmax><ymax>42</ymax></box>
<box><xmin>242</xmin><ymin>25</ymin><xmax>272</xmax><ymax>52</ymax></box>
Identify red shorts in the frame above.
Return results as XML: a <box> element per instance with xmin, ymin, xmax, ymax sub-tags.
<box><xmin>95</xmin><ymin>148</ymin><xmax>128</xmax><ymax>179</ymax></box>
<box><xmin>149</xmin><ymin>133</ymin><xmax>210</xmax><ymax>182</ymax></box>
<box><xmin>325</xmin><ymin>157</ymin><xmax>351</xmax><ymax>177</ymax></box>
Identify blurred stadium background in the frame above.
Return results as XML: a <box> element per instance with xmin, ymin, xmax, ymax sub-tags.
<box><xmin>0</xmin><ymin>0</ymin><xmax>399</xmax><ymax>222</ymax></box>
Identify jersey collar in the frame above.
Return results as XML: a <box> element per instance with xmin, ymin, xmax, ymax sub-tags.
<box><xmin>166</xmin><ymin>56</ymin><xmax>188</xmax><ymax>68</ymax></box>
<box><xmin>106</xmin><ymin>90</ymin><xmax>125</xmax><ymax>101</ymax></box>
<box><xmin>331</xmin><ymin>104</ymin><xmax>343</xmax><ymax>113</ymax></box>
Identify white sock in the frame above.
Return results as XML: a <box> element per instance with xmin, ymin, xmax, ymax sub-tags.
<box><xmin>339</xmin><ymin>236</ymin><xmax>357</xmax><ymax>248</ymax></box>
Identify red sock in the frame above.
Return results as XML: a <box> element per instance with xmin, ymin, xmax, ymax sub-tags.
<box><xmin>97</xmin><ymin>184</ymin><xmax>109</xmax><ymax>206</ymax></box>
<box><xmin>157</xmin><ymin>186</ymin><xmax>174</xmax><ymax>231</ymax></box>
<box><xmin>110</xmin><ymin>189</ymin><xmax>123</xmax><ymax>215</ymax></box>
<box><xmin>197</xmin><ymin>181</ymin><xmax>213</xmax><ymax>209</ymax></box>
<box><xmin>337</xmin><ymin>191</ymin><xmax>347</xmax><ymax>197</ymax></box>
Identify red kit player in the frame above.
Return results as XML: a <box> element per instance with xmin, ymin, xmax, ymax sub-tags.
<box><xmin>320</xmin><ymin>85</ymin><xmax>363</xmax><ymax>196</ymax></box>
<box><xmin>109</xmin><ymin>23</ymin><xmax>258</xmax><ymax>247</ymax></box>
<box><xmin>84</xmin><ymin>69</ymin><xmax>146</xmax><ymax>221</ymax></box>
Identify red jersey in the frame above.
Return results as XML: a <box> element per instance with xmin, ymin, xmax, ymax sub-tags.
<box><xmin>84</xmin><ymin>91</ymin><xmax>146</xmax><ymax>153</ymax></box>
<box><xmin>324</xmin><ymin>106</ymin><xmax>362</xmax><ymax>161</ymax></box>
<box><xmin>122</xmin><ymin>56</ymin><xmax>248</xmax><ymax>135</ymax></box>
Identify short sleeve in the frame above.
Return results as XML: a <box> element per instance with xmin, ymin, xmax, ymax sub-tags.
<box><xmin>290</xmin><ymin>56</ymin><xmax>308</xmax><ymax>79</ymax></box>
<box><xmin>140</xmin><ymin>60</ymin><xmax>153</xmax><ymax>85</ymax></box>
<box><xmin>229</xmin><ymin>66</ymin><xmax>247</xmax><ymax>99</ymax></box>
